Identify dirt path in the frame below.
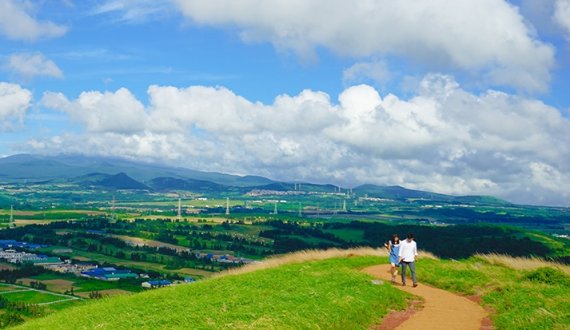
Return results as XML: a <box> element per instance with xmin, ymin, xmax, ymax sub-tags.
<box><xmin>363</xmin><ymin>265</ymin><xmax>491</xmax><ymax>330</ymax></box>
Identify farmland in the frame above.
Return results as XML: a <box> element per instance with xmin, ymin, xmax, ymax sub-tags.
<box><xmin>0</xmin><ymin>155</ymin><xmax>569</xmax><ymax>327</ymax></box>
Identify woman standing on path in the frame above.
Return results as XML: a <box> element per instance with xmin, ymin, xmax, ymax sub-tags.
<box><xmin>384</xmin><ymin>234</ymin><xmax>401</xmax><ymax>283</ymax></box>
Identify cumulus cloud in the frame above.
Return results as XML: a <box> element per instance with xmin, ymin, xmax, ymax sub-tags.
<box><xmin>36</xmin><ymin>76</ymin><xmax>570</xmax><ymax>205</ymax></box>
<box><xmin>554</xmin><ymin>0</ymin><xmax>570</xmax><ymax>36</ymax></box>
<box><xmin>0</xmin><ymin>0</ymin><xmax>67</xmax><ymax>41</ymax></box>
<box><xmin>170</xmin><ymin>0</ymin><xmax>554</xmax><ymax>92</ymax></box>
<box><xmin>0</xmin><ymin>82</ymin><xmax>32</xmax><ymax>130</ymax></box>
<box><xmin>41</xmin><ymin>88</ymin><xmax>146</xmax><ymax>133</ymax></box>
<box><xmin>4</xmin><ymin>53</ymin><xmax>64</xmax><ymax>81</ymax></box>
<box><xmin>342</xmin><ymin>61</ymin><xmax>392</xmax><ymax>89</ymax></box>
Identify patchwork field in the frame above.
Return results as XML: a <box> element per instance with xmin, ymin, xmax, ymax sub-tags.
<box><xmin>0</xmin><ymin>284</ymin><xmax>79</xmax><ymax>305</ymax></box>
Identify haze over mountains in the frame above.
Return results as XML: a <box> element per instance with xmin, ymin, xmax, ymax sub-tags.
<box><xmin>0</xmin><ymin>154</ymin><xmax>508</xmax><ymax>205</ymax></box>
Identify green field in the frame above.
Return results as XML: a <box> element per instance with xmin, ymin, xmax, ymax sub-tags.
<box><xmin>0</xmin><ymin>285</ymin><xmax>20</xmax><ymax>292</ymax></box>
<box><xmin>0</xmin><ymin>291</ymin><xmax>70</xmax><ymax>304</ymax></box>
<box><xmin>25</xmin><ymin>273</ymin><xmax>141</xmax><ymax>294</ymax></box>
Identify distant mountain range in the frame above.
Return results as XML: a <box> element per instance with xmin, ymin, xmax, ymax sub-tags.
<box><xmin>0</xmin><ymin>154</ymin><xmax>272</xmax><ymax>187</ymax></box>
<box><xmin>0</xmin><ymin>154</ymin><xmax>509</xmax><ymax>205</ymax></box>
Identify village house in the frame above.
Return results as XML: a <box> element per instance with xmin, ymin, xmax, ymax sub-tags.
<box><xmin>141</xmin><ymin>280</ymin><xmax>172</xmax><ymax>289</ymax></box>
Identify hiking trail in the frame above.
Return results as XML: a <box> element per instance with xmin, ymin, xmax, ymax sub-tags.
<box><xmin>363</xmin><ymin>265</ymin><xmax>492</xmax><ymax>330</ymax></box>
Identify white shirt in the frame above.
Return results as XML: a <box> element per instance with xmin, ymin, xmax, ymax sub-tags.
<box><xmin>398</xmin><ymin>239</ymin><xmax>418</xmax><ymax>262</ymax></box>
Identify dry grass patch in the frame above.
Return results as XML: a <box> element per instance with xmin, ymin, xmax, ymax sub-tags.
<box><xmin>218</xmin><ymin>247</ymin><xmax>436</xmax><ymax>277</ymax></box>
<box><xmin>14</xmin><ymin>220</ymin><xmax>51</xmax><ymax>226</ymax></box>
<box><xmin>476</xmin><ymin>253</ymin><xmax>570</xmax><ymax>275</ymax></box>
<box><xmin>18</xmin><ymin>278</ymin><xmax>35</xmax><ymax>286</ymax></box>
<box><xmin>175</xmin><ymin>267</ymin><xmax>212</xmax><ymax>277</ymax></box>
<box><xmin>42</xmin><ymin>279</ymin><xmax>76</xmax><ymax>293</ymax></box>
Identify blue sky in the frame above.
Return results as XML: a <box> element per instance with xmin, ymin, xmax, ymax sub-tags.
<box><xmin>1</xmin><ymin>0</ymin><xmax>570</xmax><ymax>206</ymax></box>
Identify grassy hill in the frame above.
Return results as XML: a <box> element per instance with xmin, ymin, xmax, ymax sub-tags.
<box><xmin>12</xmin><ymin>249</ymin><xmax>570</xmax><ymax>329</ymax></box>
<box><xmin>15</xmin><ymin>248</ymin><xmax>409</xmax><ymax>329</ymax></box>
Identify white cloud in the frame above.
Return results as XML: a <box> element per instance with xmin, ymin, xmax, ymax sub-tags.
<box><xmin>171</xmin><ymin>0</ymin><xmax>554</xmax><ymax>92</ymax></box>
<box><xmin>342</xmin><ymin>61</ymin><xmax>392</xmax><ymax>89</ymax></box>
<box><xmin>0</xmin><ymin>0</ymin><xmax>67</xmax><ymax>41</ymax></box>
<box><xmin>93</xmin><ymin>0</ymin><xmax>174</xmax><ymax>22</ymax></box>
<box><xmin>35</xmin><ymin>75</ymin><xmax>570</xmax><ymax>205</ymax></box>
<box><xmin>0</xmin><ymin>82</ymin><xmax>32</xmax><ymax>130</ymax></box>
<box><xmin>554</xmin><ymin>0</ymin><xmax>570</xmax><ymax>36</ymax></box>
<box><xmin>5</xmin><ymin>53</ymin><xmax>64</xmax><ymax>81</ymax></box>
<box><xmin>41</xmin><ymin>88</ymin><xmax>146</xmax><ymax>133</ymax></box>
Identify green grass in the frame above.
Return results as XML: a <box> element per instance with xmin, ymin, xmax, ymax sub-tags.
<box><xmin>17</xmin><ymin>256</ymin><xmax>409</xmax><ymax>329</ymax></box>
<box><xmin>72</xmin><ymin>279</ymin><xmax>140</xmax><ymax>293</ymax></box>
<box><xmin>0</xmin><ymin>291</ymin><xmax>70</xmax><ymax>304</ymax></box>
<box><xmin>417</xmin><ymin>257</ymin><xmax>570</xmax><ymax>329</ymax></box>
<box><xmin>43</xmin><ymin>300</ymin><xmax>84</xmax><ymax>312</ymax></box>
<box><xmin>0</xmin><ymin>284</ymin><xmax>20</xmax><ymax>292</ymax></box>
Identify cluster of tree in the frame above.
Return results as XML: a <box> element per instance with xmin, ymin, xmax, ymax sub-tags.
<box><xmin>417</xmin><ymin>207</ymin><xmax>568</xmax><ymax>226</ymax></box>
<box><xmin>89</xmin><ymin>291</ymin><xmax>104</xmax><ymax>299</ymax></box>
<box><xmin>263</xmin><ymin>220</ymin><xmax>345</xmax><ymax>243</ymax></box>
<box><xmin>326</xmin><ymin>221</ymin><xmax>553</xmax><ymax>259</ymax></box>
<box><xmin>0</xmin><ymin>295</ymin><xmax>45</xmax><ymax>328</ymax></box>
<box><xmin>257</xmin><ymin>221</ymin><xmax>354</xmax><ymax>253</ymax></box>
<box><xmin>112</xmin><ymin>218</ymin><xmax>270</xmax><ymax>253</ymax></box>
<box><xmin>254</xmin><ymin>219</ymin><xmax>568</xmax><ymax>261</ymax></box>
<box><xmin>29</xmin><ymin>281</ymin><xmax>47</xmax><ymax>290</ymax></box>
<box><xmin>0</xmin><ymin>265</ymin><xmax>45</xmax><ymax>284</ymax></box>
<box><xmin>0</xmin><ymin>312</ymin><xmax>24</xmax><ymax>328</ymax></box>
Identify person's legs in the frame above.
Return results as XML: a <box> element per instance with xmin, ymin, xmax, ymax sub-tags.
<box><xmin>409</xmin><ymin>261</ymin><xmax>417</xmax><ymax>285</ymax></box>
<box><xmin>401</xmin><ymin>262</ymin><xmax>408</xmax><ymax>285</ymax></box>
<box><xmin>390</xmin><ymin>264</ymin><xmax>396</xmax><ymax>282</ymax></box>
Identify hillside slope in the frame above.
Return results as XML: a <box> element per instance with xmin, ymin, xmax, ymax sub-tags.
<box><xmin>15</xmin><ymin>249</ymin><xmax>570</xmax><ymax>329</ymax></box>
<box><xmin>17</xmin><ymin>249</ymin><xmax>408</xmax><ymax>329</ymax></box>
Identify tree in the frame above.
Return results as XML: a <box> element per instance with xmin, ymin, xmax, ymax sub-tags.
<box><xmin>0</xmin><ymin>313</ymin><xmax>24</xmax><ymax>328</ymax></box>
<box><xmin>89</xmin><ymin>291</ymin><xmax>103</xmax><ymax>299</ymax></box>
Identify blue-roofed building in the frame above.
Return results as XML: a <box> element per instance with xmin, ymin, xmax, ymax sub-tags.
<box><xmin>85</xmin><ymin>230</ymin><xmax>106</xmax><ymax>235</ymax></box>
<box><xmin>0</xmin><ymin>240</ymin><xmax>18</xmax><ymax>249</ymax></box>
<box><xmin>81</xmin><ymin>267</ymin><xmax>138</xmax><ymax>281</ymax></box>
<box><xmin>0</xmin><ymin>240</ymin><xmax>45</xmax><ymax>250</ymax></box>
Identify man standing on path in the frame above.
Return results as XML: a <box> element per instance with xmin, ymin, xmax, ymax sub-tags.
<box><xmin>398</xmin><ymin>233</ymin><xmax>418</xmax><ymax>287</ymax></box>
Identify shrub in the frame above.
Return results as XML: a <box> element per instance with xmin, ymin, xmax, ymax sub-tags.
<box><xmin>524</xmin><ymin>267</ymin><xmax>570</xmax><ymax>285</ymax></box>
